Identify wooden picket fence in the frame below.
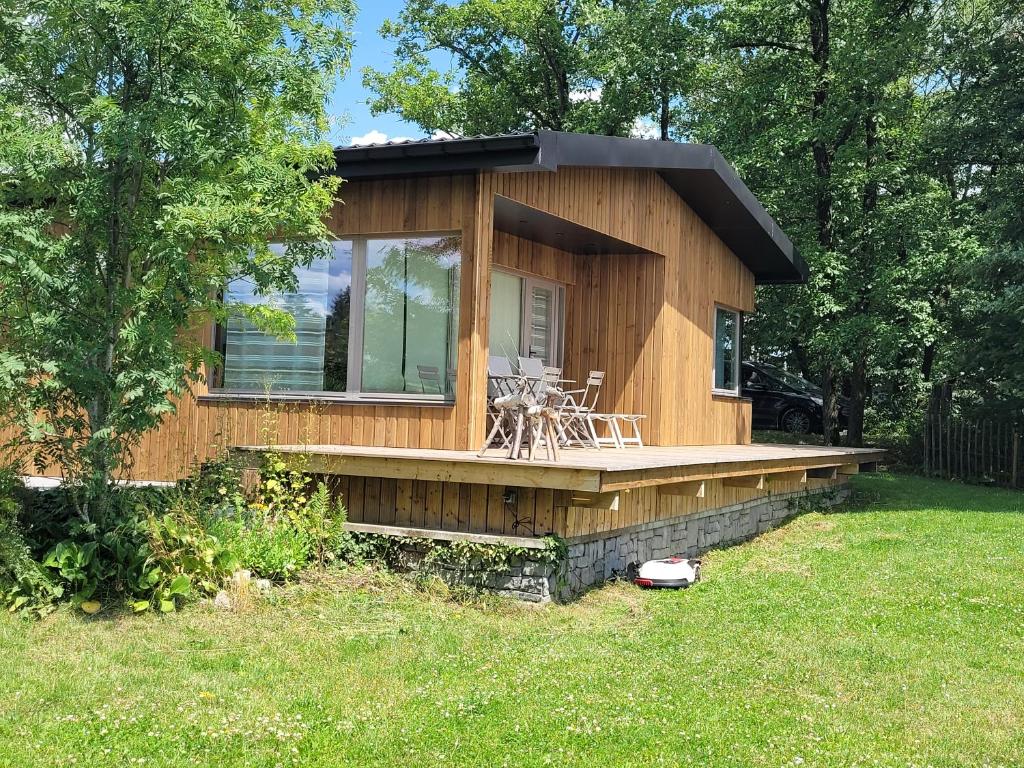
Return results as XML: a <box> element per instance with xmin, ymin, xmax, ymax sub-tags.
<box><xmin>922</xmin><ymin>407</ymin><xmax>1022</xmax><ymax>488</ymax></box>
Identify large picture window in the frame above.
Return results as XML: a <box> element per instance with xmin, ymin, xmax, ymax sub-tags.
<box><xmin>713</xmin><ymin>305</ymin><xmax>741</xmax><ymax>394</ymax></box>
<box><xmin>216</xmin><ymin>235</ymin><xmax>460</xmax><ymax>399</ymax></box>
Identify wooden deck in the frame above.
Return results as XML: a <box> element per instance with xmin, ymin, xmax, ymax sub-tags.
<box><xmin>237</xmin><ymin>442</ymin><xmax>885</xmax><ymax>493</ymax></box>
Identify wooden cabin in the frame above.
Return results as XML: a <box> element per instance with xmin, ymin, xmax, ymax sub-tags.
<box><xmin>18</xmin><ymin>132</ymin><xmax>884</xmax><ymax>598</ymax></box>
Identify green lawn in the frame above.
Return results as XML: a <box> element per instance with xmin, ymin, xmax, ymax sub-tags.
<box><xmin>2</xmin><ymin>474</ymin><xmax>1024</xmax><ymax>768</ymax></box>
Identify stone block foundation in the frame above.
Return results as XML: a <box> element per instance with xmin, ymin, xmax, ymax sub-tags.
<box><xmin>401</xmin><ymin>483</ymin><xmax>850</xmax><ymax>602</ymax></box>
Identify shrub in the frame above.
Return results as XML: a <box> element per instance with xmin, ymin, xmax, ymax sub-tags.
<box><xmin>37</xmin><ymin>486</ymin><xmax>238</xmax><ymax>613</ymax></box>
<box><xmin>4</xmin><ymin>450</ymin><xmax>361</xmax><ymax>616</ymax></box>
<box><xmin>208</xmin><ymin>512</ymin><xmax>311</xmax><ymax>582</ymax></box>
<box><xmin>141</xmin><ymin>499</ymin><xmax>239</xmax><ymax>612</ymax></box>
<box><xmin>0</xmin><ymin>471</ymin><xmax>63</xmax><ymax>617</ymax></box>
<box><xmin>294</xmin><ymin>482</ymin><xmax>351</xmax><ymax>567</ymax></box>
<box><xmin>215</xmin><ymin>453</ymin><xmax>355</xmax><ymax>577</ymax></box>
<box><xmin>177</xmin><ymin>452</ymin><xmax>248</xmax><ymax>514</ymax></box>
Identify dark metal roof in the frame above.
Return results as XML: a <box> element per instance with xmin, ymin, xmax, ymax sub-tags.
<box><xmin>334</xmin><ymin>131</ymin><xmax>806</xmax><ymax>284</ymax></box>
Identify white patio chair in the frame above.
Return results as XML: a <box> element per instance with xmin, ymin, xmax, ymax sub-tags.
<box><xmin>557</xmin><ymin>372</ymin><xmax>646</xmax><ymax>449</ymax></box>
<box><xmin>557</xmin><ymin>371</ymin><xmax>607</xmax><ymax>448</ymax></box>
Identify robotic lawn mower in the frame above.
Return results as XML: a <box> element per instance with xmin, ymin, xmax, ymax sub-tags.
<box><xmin>630</xmin><ymin>556</ymin><xmax>702</xmax><ymax>589</ymax></box>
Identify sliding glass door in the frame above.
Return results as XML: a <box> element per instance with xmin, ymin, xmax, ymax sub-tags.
<box><xmin>488</xmin><ymin>270</ymin><xmax>523</xmax><ymax>360</ymax></box>
<box><xmin>488</xmin><ymin>269</ymin><xmax>564</xmax><ymax>367</ymax></box>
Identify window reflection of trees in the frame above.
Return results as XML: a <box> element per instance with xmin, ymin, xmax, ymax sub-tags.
<box><xmin>362</xmin><ymin>237</ymin><xmax>460</xmax><ymax>393</ymax></box>
<box><xmin>324</xmin><ymin>286</ymin><xmax>350</xmax><ymax>392</ymax></box>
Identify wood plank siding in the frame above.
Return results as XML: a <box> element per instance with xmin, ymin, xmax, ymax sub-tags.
<box><xmin>491</xmin><ymin>167</ymin><xmax>754</xmax><ymax>446</ymax></box>
<box><xmin>320</xmin><ymin>472</ymin><xmax>844</xmax><ymax>541</ymax></box>
<box><xmin>8</xmin><ymin>166</ymin><xmax>758</xmax><ymax>481</ymax></box>
<box><xmin>132</xmin><ymin>174</ymin><xmax>491</xmax><ymax>480</ymax></box>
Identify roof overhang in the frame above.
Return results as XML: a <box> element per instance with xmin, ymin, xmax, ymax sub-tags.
<box><xmin>493</xmin><ymin>195</ymin><xmax>652</xmax><ymax>257</ymax></box>
<box><xmin>334</xmin><ymin>131</ymin><xmax>806</xmax><ymax>284</ymax></box>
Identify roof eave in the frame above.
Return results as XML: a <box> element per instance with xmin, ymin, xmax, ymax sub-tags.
<box><xmin>332</xmin><ymin>131</ymin><xmax>806</xmax><ymax>284</ymax></box>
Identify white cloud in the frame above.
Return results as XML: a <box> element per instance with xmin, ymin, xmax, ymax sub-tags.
<box><xmin>430</xmin><ymin>129</ymin><xmax>461</xmax><ymax>140</ymax></box>
<box><xmin>348</xmin><ymin>130</ymin><xmax>414</xmax><ymax>147</ymax></box>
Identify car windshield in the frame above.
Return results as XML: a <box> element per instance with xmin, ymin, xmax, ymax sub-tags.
<box><xmin>759</xmin><ymin>364</ymin><xmax>822</xmax><ymax>395</ymax></box>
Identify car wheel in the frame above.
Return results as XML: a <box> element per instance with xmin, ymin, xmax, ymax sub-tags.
<box><xmin>781</xmin><ymin>408</ymin><xmax>812</xmax><ymax>434</ymax></box>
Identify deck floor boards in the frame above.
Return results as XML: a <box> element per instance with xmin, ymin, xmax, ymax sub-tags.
<box><xmin>238</xmin><ymin>442</ymin><xmax>884</xmax><ymax>492</ymax></box>
<box><xmin>241</xmin><ymin>442</ymin><xmax>880</xmax><ymax>472</ymax></box>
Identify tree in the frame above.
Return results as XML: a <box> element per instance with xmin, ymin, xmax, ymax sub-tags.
<box><xmin>363</xmin><ymin>0</ymin><xmax>697</xmax><ymax>138</ymax></box>
<box><xmin>587</xmin><ymin>0</ymin><xmax>701</xmax><ymax>140</ymax></box>
<box><xmin>0</xmin><ymin>0</ymin><xmax>354</xmax><ymax>515</ymax></box>
<box><xmin>924</xmin><ymin>0</ymin><xmax>1024</xmax><ymax>411</ymax></box>
<box><xmin>691</xmin><ymin>0</ymin><xmax>959</xmax><ymax>445</ymax></box>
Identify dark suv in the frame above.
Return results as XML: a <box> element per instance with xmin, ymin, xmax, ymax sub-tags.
<box><xmin>741</xmin><ymin>361</ymin><xmax>848</xmax><ymax>434</ymax></box>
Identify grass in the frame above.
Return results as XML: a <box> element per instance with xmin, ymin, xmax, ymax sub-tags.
<box><xmin>2</xmin><ymin>474</ymin><xmax>1024</xmax><ymax>768</ymax></box>
<box><xmin>753</xmin><ymin>428</ymin><xmax>826</xmax><ymax>445</ymax></box>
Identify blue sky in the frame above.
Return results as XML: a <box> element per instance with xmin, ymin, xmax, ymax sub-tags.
<box><xmin>328</xmin><ymin>1</ymin><xmax>438</xmax><ymax>147</ymax></box>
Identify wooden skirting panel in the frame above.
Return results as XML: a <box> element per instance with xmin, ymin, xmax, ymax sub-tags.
<box><xmin>319</xmin><ymin>472</ymin><xmax>847</xmax><ymax>541</ymax></box>
<box><xmin>319</xmin><ymin>474</ymin><xmax>571</xmax><ymax>538</ymax></box>
<box><xmin>561</xmin><ymin>476</ymin><xmax>843</xmax><ymax>539</ymax></box>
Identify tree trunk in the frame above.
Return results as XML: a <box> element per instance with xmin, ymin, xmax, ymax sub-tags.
<box><xmin>791</xmin><ymin>341</ymin><xmax>812</xmax><ymax>380</ymax></box>
<box><xmin>821</xmin><ymin>365</ymin><xmax>840</xmax><ymax>446</ymax></box>
<box><xmin>659</xmin><ymin>88</ymin><xmax>670</xmax><ymax>141</ymax></box>
<box><xmin>848</xmin><ymin>354</ymin><xmax>867</xmax><ymax>446</ymax></box>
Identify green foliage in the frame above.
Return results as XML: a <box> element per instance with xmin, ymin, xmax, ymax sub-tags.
<box><xmin>208</xmin><ymin>514</ymin><xmax>312</xmax><ymax>583</ymax></box>
<box><xmin>945</xmin><ymin>245</ymin><xmax>1024</xmax><ymax>413</ymax></box>
<box><xmin>422</xmin><ymin>535</ymin><xmax>567</xmax><ymax>570</ymax></box>
<box><xmin>687</xmin><ymin>0</ymin><xmax>957</xmax><ymax>442</ymax></box>
<box><xmin>0</xmin><ymin>0</ymin><xmax>354</xmax><ymax>514</ymax></box>
<box><xmin>0</xmin><ymin>450</ymin><xmax>358</xmax><ymax>615</ymax></box>
<box><xmin>38</xmin><ymin>489</ymin><xmax>237</xmax><ymax>613</ymax></box>
<box><xmin>41</xmin><ymin>539</ymin><xmax>105</xmax><ymax>604</ymax></box>
<box><xmin>337</xmin><ymin>531</ymin><xmax>409</xmax><ymax>565</ymax></box>
<box><xmin>0</xmin><ymin>471</ymin><xmax>63</xmax><ymax>616</ymax></box>
<box><xmin>177</xmin><ymin>453</ymin><xmax>249</xmax><ymax>515</ymax></box>
<box><xmin>364</xmin><ymin>0</ymin><xmax>693</xmax><ymax>137</ymax></box>
<box><xmin>205</xmin><ymin>452</ymin><xmax>352</xmax><ymax>581</ymax></box>
<box><xmin>302</xmin><ymin>483</ymin><xmax>351</xmax><ymax>568</ymax></box>
<box><xmin>253</xmin><ymin>454</ymin><xmax>316</xmax><ymax>527</ymax></box>
<box><xmin>143</xmin><ymin>505</ymin><xmax>239</xmax><ymax>612</ymax></box>
<box><xmin>252</xmin><ymin>453</ymin><xmax>351</xmax><ymax>566</ymax></box>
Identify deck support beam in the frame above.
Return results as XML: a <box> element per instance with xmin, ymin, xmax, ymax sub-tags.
<box><xmin>767</xmin><ymin>469</ymin><xmax>807</xmax><ymax>485</ymax></box>
<box><xmin>723</xmin><ymin>474</ymin><xmax>767</xmax><ymax>490</ymax></box>
<box><xmin>659</xmin><ymin>480</ymin><xmax>706</xmax><ymax>498</ymax></box>
<box><xmin>569</xmin><ymin>491</ymin><xmax>621</xmax><ymax>510</ymax></box>
<box><xmin>344</xmin><ymin>522</ymin><xmax>547</xmax><ymax>550</ymax></box>
<box><xmin>235</xmin><ymin>444</ymin><xmax>885</xmax><ymax>492</ymax></box>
